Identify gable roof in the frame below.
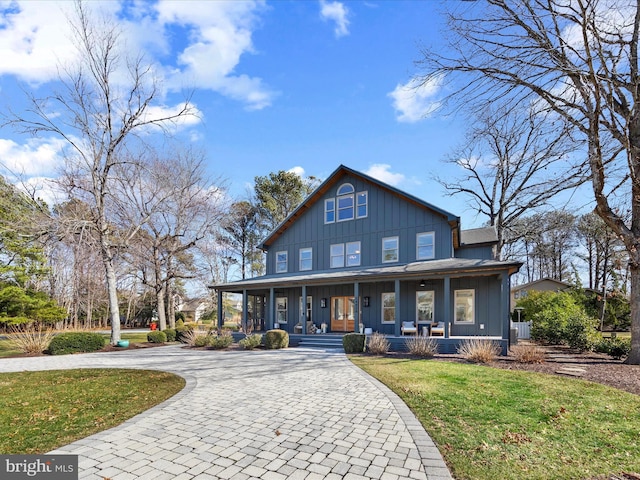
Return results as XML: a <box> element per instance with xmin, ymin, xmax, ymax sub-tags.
<box><xmin>258</xmin><ymin>164</ymin><xmax>461</xmax><ymax>250</ymax></box>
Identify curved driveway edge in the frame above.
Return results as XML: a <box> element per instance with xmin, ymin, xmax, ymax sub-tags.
<box><xmin>0</xmin><ymin>345</ymin><xmax>452</xmax><ymax>480</ymax></box>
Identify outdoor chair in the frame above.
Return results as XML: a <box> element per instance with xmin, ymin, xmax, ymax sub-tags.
<box><xmin>401</xmin><ymin>321</ymin><xmax>418</xmax><ymax>335</ymax></box>
<box><xmin>431</xmin><ymin>322</ymin><xmax>445</xmax><ymax>336</ymax></box>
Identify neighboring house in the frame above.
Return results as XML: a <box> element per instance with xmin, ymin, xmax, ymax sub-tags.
<box><xmin>211</xmin><ymin>165</ymin><xmax>521</xmax><ymax>353</ymax></box>
<box><xmin>176</xmin><ymin>297</ymin><xmax>210</xmax><ymax>323</ymax></box>
<box><xmin>510</xmin><ymin>278</ymin><xmax>575</xmax><ymax>312</ymax></box>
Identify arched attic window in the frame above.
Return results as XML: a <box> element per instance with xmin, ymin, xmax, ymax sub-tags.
<box><xmin>337</xmin><ymin>183</ymin><xmax>355</xmax><ymax>221</ymax></box>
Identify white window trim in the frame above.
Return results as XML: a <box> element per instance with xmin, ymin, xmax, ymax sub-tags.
<box><xmin>330</xmin><ymin>243</ymin><xmax>345</xmax><ymax>269</ymax></box>
<box><xmin>454</xmin><ymin>289</ymin><xmax>475</xmax><ymax>324</ymax></box>
<box><xmin>324</xmin><ymin>199</ymin><xmax>335</xmax><ymax>224</ymax></box>
<box><xmin>416</xmin><ymin>290</ymin><xmax>434</xmax><ymax>324</ymax></box>
<box><xmin>417</xmin><ymin>231</ymin><xmax>435</xmax><ymax>260</ymax></box>
<box><xmin>299</xmin><ymin>247</ymin><xmax>312</xmax><ymax>271</ymax></box>
<box><xmin>381</xmin><ymin>292</ymin><xmax>395</xmax><ymax>323</ymax></box>
<box><xmin>299</xmin><ymin>296</ymin><xmax>312</xmax><ymax>322</ymax></box>
<box><xmin>337</xmin><ymin>193</ymin><xmax>354</xmax><ymax>222</ymax></box>
<box><xmin>356</xmin><ymin>191</ymin><xmax>368</xmax><ymax>219</ymax></box>
<box><xmin>276</xmin><ymin>297</ymin><xmax>288</xmax><ymax>324</ymax></box>
<box><xmin>382</xmin><ymin>236</ymin><xmax>399</xmax><ymax>263</ymax></box>
<box><xmin>346</xmin><ymin>241</ymin><xmax>361</xmax><ymax>267</ymax></box>
<box><xmin>276</xmin><ymin>251</ymin><xmax>288</xmax><ymax>273</ymax></box>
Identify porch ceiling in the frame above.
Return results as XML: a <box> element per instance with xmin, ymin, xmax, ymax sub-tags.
<box><xmin>210</xmin><ymin>258</ymin><xmax>522</xmax><ymax>293</ymax></box>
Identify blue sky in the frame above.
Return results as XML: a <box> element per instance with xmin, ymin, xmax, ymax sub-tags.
<box><xmin>0</xmin><ymin>1</ymin><xmax>510</xmax><ymax>229</ymax></box>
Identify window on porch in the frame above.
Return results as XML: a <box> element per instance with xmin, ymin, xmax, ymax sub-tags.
<box><xmin>382</xmin><ymin>292</ymin><xmax>395</xmax><ymax>323</ymax></box>
<box><xmin>416</xmin><ymin>291</ymin><xmax>434</xmax><ymax>323</ymax></box>
<box><xmin>454</xmin><ymin>289</ymin><xmax>475</xmax><ymax>324</ymax></box>
<box><xmin>276</xmin><ymin>297</ymin><xmax>288</xmax><ymax>323</ymax></box>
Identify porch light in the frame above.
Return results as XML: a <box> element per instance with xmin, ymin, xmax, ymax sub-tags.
<box><xmin>363</xmin><ymin>296</ymin><xmax>370</xmax><ymax>307</ymax></box>
<box><xmin>321</xmin><ymin>298</ymin><xmax>327</xmax><ymax>308</ymax></box>
<box><xmin>419</xmin><ymin>280</ymin><xmax>425</xmax><ymax>288</ymax></box>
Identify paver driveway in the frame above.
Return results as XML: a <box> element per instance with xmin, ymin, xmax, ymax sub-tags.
<box><xmin>0</xmin><ymin>345</ymin><xmax>452</xmax><ymax>480</ymax></box>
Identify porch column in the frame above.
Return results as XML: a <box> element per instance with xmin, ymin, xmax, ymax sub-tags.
<box><xmin>269</xmin><ymin>287</ymin><xmax>275</xmax><ymax>330</ymax></box>
<box><xmin>394</xmin><ymin>279</ymin><xmax>401</xmax><ymax>337</ymax></box>
<box><xmin>242</xmin><ymin>289</ymin><xmax>248</xmax><ymax>332</ymax></box>
<box><xmin>354</xmin><ymin>282</ymin><xmax>360</xmax><ymax>333</ymax></box>
<box><xmin>443</xmin><ymin>276</ymin><xmax>450</xmax><ymax>338</ymax></box>
<box><xmin>500</xmin><ymin>273</ymin><xmax>510</xmax><ymax>344</ymax></box>
<box><xmin>301</xmin><ymin>285</ymin><xmax>307</xmax><ymax>334</ymax></box>
<box><xmin>217</xmin><ymin>289</ymin><xmax>223</xmax><ymax>329</ymax></box>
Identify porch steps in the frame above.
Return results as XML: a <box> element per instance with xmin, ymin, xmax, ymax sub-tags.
<box><xmin>297</xmin><ymin>335</ymin><xmax>345</xmax><ymax>350</ymax></box>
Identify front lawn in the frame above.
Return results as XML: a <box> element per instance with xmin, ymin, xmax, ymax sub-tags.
<box><xmin>0</xmin><ymin>369</ymin><xmax>185</xmax><ymax>454</ymax></box>
<box><xmin>351</xmin><ymin>356</ymin><xmax>640</xmax><ymax>480</ymax></box>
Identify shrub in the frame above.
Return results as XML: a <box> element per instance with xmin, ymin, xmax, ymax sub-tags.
<box><xmin>48</xmin><ymin>332</ymin><xmax>105</xmax><ymax>355</ymax></box>
<box><xmin>7</xmin><ymin>324</ymin><xmax>57</xmax><ymax>355</ymax></box>
<box><xmin>343</xmin><ymin>333</ymin><xmax>365</xmax><ymax>353</ymax></box>
<box><xmin>564</xmin><ymin>313</ymin><xmax>600</xmax><ymax>351</ymax></box>
<box><xmin>511</xmin><ymin>344</ymin><xmax>546</xmax><ymax>364</ymax></box>
<box><xmin>162</xmin><ymin>328</ymin><xmax>176</xmax><ymax>342</ymax></box>
<box><xmin>175</xmin><ymin>321</ymin><xmax>194</xmax><ymax>343</ymax></box>
<box><xmin>239</xmin><ymin>334</ymin><xmax>263</xmax><ymax>350</ymax></box>
<box><xmin>520</xmin><ymin>291</ymin><xmax>582</xmax><ymax>344</ymax></box>
<box><xmin>457</xmin><ymin>338</ymin><xmax>501</xmax><ymax>363</ymax></box>
<box><xmin>206</xmin><ymin>331</ymin><xmax>234</xmax><ymax>349</ymax></box>
<box><xmin>264</xmin><ymin>329</ymin><xmax>289</xmax><ymax>349</ymax></box>
<box><xmin>405</xmin><ymin>336</ymin><xmax>439</xmax><ymax>358</ymax></box>
<box><xmin>367</xmin><ymin>332</ymin><xmax>390</xmax><ymax>355</ymax></box>
<box><xmin>147</xmin><ymin>331</ymin><xmax>167</xmax><ymax>343</ymax></box>
<box><xmin>595</xmin><ymin>337</ymin><xmax>632</xmax><ymax>360</ymax></box>
<box><xmin>180</xmin><ymin>329</ymin><xmax>207</xmax><ymax>347</ymax></box>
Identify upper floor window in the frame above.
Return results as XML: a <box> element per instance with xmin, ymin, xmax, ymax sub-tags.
<box><xmin>382</xmin><ymin>236</ymin><xmax>399</xmax><ymax>263</ymax></box>
<box><xmin>417</xmin><ymin>232</ymin><xmax>435</xmax><ymax>260</ymax></box>
<box><xmin>324</xmin><ymin>183</ymin><xmax>367</xmax><ymax>224</ymax></box>
<box><xmin>337</xmin><ymin>183</ymin><xmax>355</xmax><ymax>221</ymax></box>
<box><xmin>276</xmin><ymin>251</ymin><xmax>288</xmax><ymax>273</ymax></box>
<box><xmin>346</xmin><ymin>241</ymin><xmax>361</xmax><ymax>267</ymax></box>
<box><xmin>330</xmin><ymin>244</ymin><xmax>345</xmax><ymax>268</ymax></box>
<box><xmin>325</xmin><ymin>199</ymin><xmax>335</xmax><ymax>224</ymax></box>
<box><xmin>454</xmin><ymin>289</ymin><xmax>475</xmax><ymax>324</ymax></box>
<box><xmin>356</xmin><ymin>192</ymin><xmax>368</xmax><ymax>218</ymax></box>
<box><xmin>299</xmin><ymin>248</ymin><xmax>312</xmax><ymax>271</ymax></box>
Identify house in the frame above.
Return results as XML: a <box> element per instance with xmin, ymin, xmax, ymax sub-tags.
<box><xmin>176</xmin><ymin>297</ymin><xmax>210</xmax><ymax>323</ymax></box>
<box><xmin>511</xmin><ymin>278</ymin><xmax>577</xmax><ymax>312</ymax></box>
<box><xmin>211</xmin><ymin>165</ymin><xmax>521</xmax><ymax>353</ymax></box>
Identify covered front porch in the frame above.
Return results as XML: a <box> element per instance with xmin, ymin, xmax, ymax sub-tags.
<box><xmin>211</xmin><ymin>258</ymin><xmax>520</xmax><ymax>354</ymax></box>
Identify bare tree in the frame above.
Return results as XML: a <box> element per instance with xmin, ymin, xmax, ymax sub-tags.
<box><xmin>5</xmin><ymin>2</ymin><xmax>195</xmax><ymax>343</ymax></box>
<box><xmin>125</xmin><ymin>150</ymin><xmax>226</xmax><ymax>330</ymax></box>
<box><xmin>416</xmin><ymin>0</ymin><xmax>640</xmax><ymax>363</ymax></box>
<box><xmin>437</xmin><ymin>104</ymin><xmax>586</xmax><ymax>259</ymax></box>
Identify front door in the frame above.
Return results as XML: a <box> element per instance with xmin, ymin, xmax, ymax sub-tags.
<box><xmin>331</xmin><ymin>296</ymin><xmax>355</xmax><ymax>332</ymax></box>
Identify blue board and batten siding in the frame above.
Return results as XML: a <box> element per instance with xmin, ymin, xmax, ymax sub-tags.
<box><xmin>266</xmin><ymin>173</ymin><xmax>454</xmax><ymax>275</ymax></box>
<box><xmin>212</xmin><ymin>165</ymin><xmax>521</xmax><ymax>353</ymax></box>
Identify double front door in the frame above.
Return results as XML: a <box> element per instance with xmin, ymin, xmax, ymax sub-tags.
<box><xmin>331</xmin><ymin>296</ymin><xmax>355</xmax><ymax>332</ymax></box>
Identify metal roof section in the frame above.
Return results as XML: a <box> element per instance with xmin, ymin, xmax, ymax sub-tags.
<box><xmin>459</xmin><ymin>226</ymin><xmax>498</xmax><ymax>246</ymax></box>
<box><xmin>210</xmin><ymin>257</ymin><xmax>522</xmax><ymax>292</ymax></box>
<box><xmin>258</xmin><ymin>164</ymin><xmax>461</xmax><ymax>250</ymax></box>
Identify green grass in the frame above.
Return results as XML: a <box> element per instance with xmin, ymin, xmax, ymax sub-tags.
<box><xmin>0</xmin><ymin>369</ymin><xmax>185</xmax><ymax>454</ymax></box>
<box><xmin>0</xmin><ymin>340</ymin><xmax>21</xmax><ymax>358</ymax></box>
<box><xmin>351</xmin><ymin>356</ymin><xmax>640</xmax><ymax>480</ymax></box>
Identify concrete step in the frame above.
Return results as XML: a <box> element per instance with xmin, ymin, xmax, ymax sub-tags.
<box><xmin>298</xmin><ymin>336</ymin><xmax>344</xmax><ymax>349</ymax></box>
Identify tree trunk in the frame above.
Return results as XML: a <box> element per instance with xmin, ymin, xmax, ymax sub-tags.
<box><xmin>156</xmin><ymin>285</ymin><xmax>167</xmax><ymax>331</ymax></box>
<box><xmin>627</xmin><ymin>257</ymin><xmax>640</xmax><ymax>364</ymax></box>
<box><xmin>103</xmin><ymin>248</ymin><xmax>121</xmax><ymax>344</ymax></box>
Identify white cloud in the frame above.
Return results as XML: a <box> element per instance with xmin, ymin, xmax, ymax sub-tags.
<box><xmin>319</xmin><ymin>0</ymin><xmax>350</xmax><ymax>38</ymax></box>
<box><xmin>16</xmin><ymin>176</ymin><xmax>64</xmax><ymax>207</ymax></box>
<box><xmin>0</xmin><ymin>1</ymin><xmax>274</xmax><ymax>110</ymax></box>
<box><xmin>141</xmin><ymin>102</ymin><xmax>203</xmax><ymax>130</ymax></box>
<box><xmin>388</xmin><ymin>76</ymin><xmax>443</xmax><ymax>123</ymax></box>
<box><xmin>0</xmin><ymin>137</ymin><xmax>66</xmax><ymax>177</ymax></box>
<box><xmin>364</xmin><ymin>164</ymin><xmax>405</xmax><ymax>186</ymax></box>
<box><xmin>288</xmin><ymin>166</ymin><xmax>306</xmax><ymax>177</ymax></box>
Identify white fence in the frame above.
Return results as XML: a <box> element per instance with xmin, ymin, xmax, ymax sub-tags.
<box><xmin>512</xmin><ymin>321</ymin><xmax>532</xmax><ymax>340</ymax></box>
